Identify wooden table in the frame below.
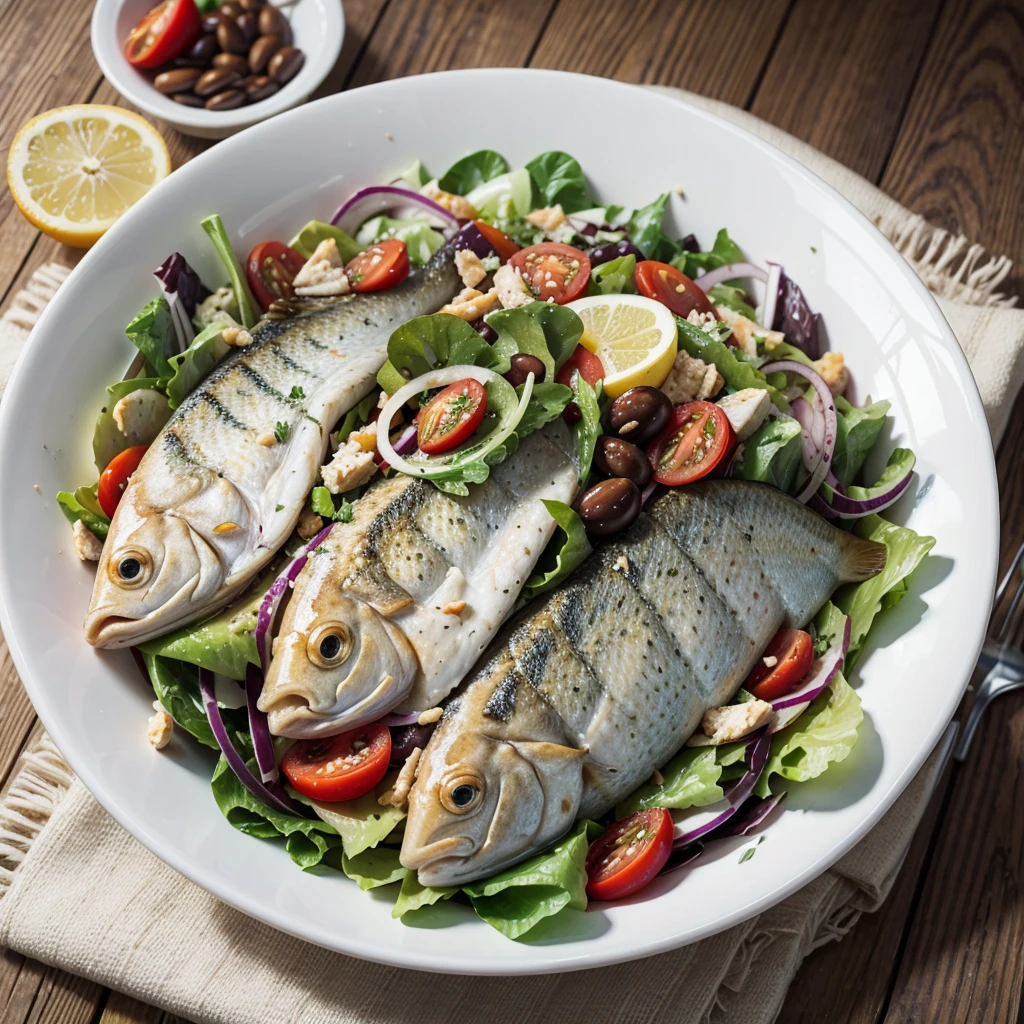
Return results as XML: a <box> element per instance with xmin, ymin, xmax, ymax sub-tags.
<box><xmin>1</xmin><ymin>0</ymin><xmax>1022</xmax><ymax>1020</ymax></box>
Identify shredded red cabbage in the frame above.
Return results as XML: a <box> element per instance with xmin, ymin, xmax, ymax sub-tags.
<box><xmin>154</xmin><ymin>252</ymin><xmax>210</xmax><ymax>354</ymax></box>
<box><xmin>245</xmin><ymin>663</ymin><xmax>279</xmax><ymax>784</ymax></box>
<box><xmin>587</xmin><ymin>240</ymin><xmax>644</xmax><ymax>266</ymax></box>
<box><xmin>771</xmin><ymin>614</ymin><xmax>851</xmax><ymax>711</ymax></box>
<box><xmin>763</xmin><ymin>263</ymin><xmax>821</xmax><ymax>358</ymax></box>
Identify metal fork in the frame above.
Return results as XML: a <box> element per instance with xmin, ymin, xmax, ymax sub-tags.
<box><xmin>954</xmin><ymin>539</ymin><xmax>1024</xmax><ymax>760</ymax></box>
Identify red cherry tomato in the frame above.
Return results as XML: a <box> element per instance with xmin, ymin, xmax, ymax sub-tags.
<box><xmin>473</xmin><ymin>220</ymin><xmax>520</xmax><ymax>263</ymax></box>
<box><xmin>98</xmin><ymin>445</ymin><xmax>149</xmax><ymax>519</ymax></box>
<box><xmin>124</xmin><ymin>0</ymin><xmax>202</xmax><ymax>68</ymax></box>
<box><xmin>585</xmin><ymin>808</ymin><xmax>673</xmax><ymax>902</ymax></box>
<box><xmin>417</xmin><ymin>378</ymin><xmax>487</xmax><ymax>455</ymax></box>
<box><xmin>746</xmin><ymin>629</ymin><xmax>814</xmax><ymax>701</ymax></box>
<box><xmin>281</xmin><ymin>723</ymin><xmax>391</xmax><ymax>802</ymax></box>
<box><xmin>647</xmin><ymin>401</ymin><xmax>734</xmax><ymax>487</ymax></box>
<box><xmin>509</xmin><ymin>243</ymin><xmax>591</xmax><ymax>304</ymax></box>
<box><xmin>556</xmin><ymin>345</ymin><xmax>605</xmax><ymax>388</ymax></box>
<box><xmin>346</xmin><ymin>239</ymin><xmax>410</xmax><ymax>292</ymax></box>
<box><xmin>634</xmin><ymin>260</ymin><xmax>720</xmax><ymax>321</ymax></box>
<box><xmin>246</xmin><ymin>241</ymin><xmax>306</xmax><ymax>311</ymax></box>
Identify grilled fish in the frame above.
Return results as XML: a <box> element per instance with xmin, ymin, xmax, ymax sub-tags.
<box><xmin>84</xmin><ymin>248</ymin><xmax>460</xmax><ymax>648</ymax></box>
<box><xmin>259</xmin><ymin>423</ymin><xmax>579</xmax><ymax>737</ymax></box>
<box><xmin>400</xmin><ymin>480</ymin><xmax>886</xmax><ymax>886</ymax></box>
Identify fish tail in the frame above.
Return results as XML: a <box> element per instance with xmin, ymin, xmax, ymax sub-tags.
<box><xmin>839</xmin><ymin>535</ymin><xmax>888</xmax><ymax>582</ymax></box>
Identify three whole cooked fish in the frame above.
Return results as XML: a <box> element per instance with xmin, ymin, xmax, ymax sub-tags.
<box><xmin>84</xmin><ymin>248</ymin><xmax>460</xmax><ymax>648</ymax></box>
<box><xmin>260</xmin><ymin>423</ymin><xmax>579</xmax><ymax>737</ymax></box>
<box><xmin>400</xmin><ymin>480</ymin><xmax>887</xmax><ymax>886</ymax></box>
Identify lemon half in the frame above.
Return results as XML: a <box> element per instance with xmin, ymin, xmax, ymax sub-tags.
<box><xmin>7</xmin><ymin>105</ymin><xmax>171</xmax><ymax>248</ymax></box>
<box><xmin>567</xmin><ymin>293</ymin><xmax>678</xmax><ymax>398</ymax></box>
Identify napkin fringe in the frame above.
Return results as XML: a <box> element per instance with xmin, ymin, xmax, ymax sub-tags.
<box><xmin>0</xmin><ymin>734</ymin><xmax>75</xmax><ymax>896</ymax></box>
<box><xmin>0</xmin><ymin>262</ymin><xmax>71</xmax><ymax>330</ymax></box>
<box><xmin>876</xmin><ymin>210</ymin><xmax>1017</xmax><ymax>309</ymax></box>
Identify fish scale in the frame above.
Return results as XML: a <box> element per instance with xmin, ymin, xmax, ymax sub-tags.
<box><xmin>401</xmin><ymin>479</ymin><xmax>889</xmax><ymax>887</ymax></box>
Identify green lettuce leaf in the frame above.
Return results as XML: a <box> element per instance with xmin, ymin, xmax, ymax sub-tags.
<box><xmin>125</xmin><ymin>297</ymin><xmax>176</xmax><ymax>378</ymax></box>
<box><xmin>618</xmin><ymin>745</ymin><xmax>726</xmax><ymax>814</ymax></box>
<box><xmin>520</xmin><ymin>500</ymin><xmax>592</xmax><ymax>602</ymax></box>
<box><xmin>288</xmin><ymin>219</ymin><xmax>362</xmax><ymax>262</ymax></box>
<box><xmin>311</xmin><ymin>486</ymin><xmax>355</xmax><ymax>523</ymax></box>
<box><xmin>588</xmin><ymin>254</ymin><xmax>637</xmax><ymax>296</ymax></box>
<box><xmin>836</xmin><ymin>514</ymin><xmax>936</xmax><ymax>670</ymax></box>
<box><xmin>488</xmin><ymin>301</ymin><xmax>584</xmax><ymax>383</ymax></box>
<box><xmin>846</xmin><ymin>448</ymin><xmax>916</xmax><ymax>501</ymax></box>
<box><xmin>92</xmin><ymin>377</ymin><xmax>166</xmax><ymax>472</ymax></box>
<box><xmin>569</xmin><ymin>372</ymin><xmax>600</xmax><ymax>481</ymax></box>
<box><xmin>514</xmin><ymin>382</ymin><xmax>572</xmax><ymax>436</ymax></box>
<box><xmin>212</xmin><ymin>757</ymin><xmax>342</xmax><ymax>869</ymax></box>
<box><xmin>734</xmin><ymin>415</ymin><xmax>804</xmax><ymax>492</ymax></box>
<box><xmin>462</xmin><ymin>819</ymin><xmax>596</xmax><ymax>940</ymax></box>
<box><xmin>466</xmin><ymin>168</ymin><xmax>533</xmax><ymax>220</ymax></box>
<box><xmin>831</xmin><ymin>396</ymin><xmax>890</xmax><ymax>488</ymax></box>
<box><xmin>392</xmin><ymin>874</ymin><xmax>457</xmax><ymax>920</ymax></box>
<box><xmin>754</xmin><ymin>672</ymin><xmax>862</xmax><ymax>798</ymax></box>
<box><xmin>673</xmin><ymin>228</ymin><xmax>744</xmax><ymax>280</ymax></box>
<box><xmin>524</xmin><ymin>151</ymin><xmax>593</xmax><ymax>214</ymax></box>
<box><xmin>341</xmin><ymin>846</ymin><xmax>409</xmax><ymax>890</ymax></box>
<box><xmin>56</xmin><ymin>483</ymin><xmax>109</xmax><ymax>541</ymax></box>
<box><xmin>302</xmin><ymin>780</ymin><xmax>406</xmax><ymax>858</ymax></box>
<box><xmin>708</xmin><ymin>282</ymin><xmax>757</xmax><ymax>320</ymax></box>
<box><xmin>396</xmin><ymin>158</ymin><xmax>431</xmax><ymax>188</ymax></box>
<box><xmin>627</xmin><ymin>193</ymin><xmax>680</xmax><ymax>263</ymax></box>
<box><xmin>355</xmin><ymin>215</ymin><xmax>444</xmax><ymax>266</ymax></box>
<box><xmin>200</xmin><ymin>213</ymin><xmax>257</xmax><ymax>329</ymax></box>
<box><xmin>166</xmin><ymin>319</ymin><xmax>233</xmax><ymax>410</ymax></box>
<box><xmin>334</xmin><ymin>392</ymin><xmax>379</xmax><ymax>444</ymax></box>
<box><xmin>439</xmin><ymin>150</ymin><xmax>509</xmax><ymax>195</ymax></box>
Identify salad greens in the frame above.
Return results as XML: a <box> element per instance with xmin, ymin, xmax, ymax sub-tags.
<box><xmin>831</xmin><ymin>396</ymin><xmax>890</xmax><ymax>487</ymax></box>
<box><xmin>673</xmin><ymin>228</ymin><xmax>744</xmax><ymax>280</ymax></box>
<box><xmin>56</xmin><ymin>484</ymin><xmax>109</xmax><ymax>541</ymax></box>
<box><xmin>166</xmin><ymin>318</ymin><xmax>233</xmax><ymax>410</ymax></box>
<box><xmin>734</xmin><ymin>416</ymin><xmax>804</xmax><ymax>492</ymax></box>
<box><xmin>92</xmin><ymin>377</ymin><xmax>167</xmax><ymax>472</ymax></box>
<box><xmin>488</xmin><ymin>300</ymin><xmax>582</xmax><ymax>382</ymax></box>
<box><xmin>200</xmin><ymin>214</ymin><xmax>257</xmax><ymax>329</ymax></box>
<box><xmin>355</xmin><ymin>215</ymin><xmax>445</xmax><ymax>266</ymax></box>
<box><xmin>438</xmin><ymin>149</ymin><xmax>510</xmax><ymax>195</ymax></box>
<box><xmin>125</xmin><ymin>297</ymin><xmax>176</xmax><ymax>378</ymax></box>
<box><xmin>589</xmin><ymin>253</ymin><xmax>637</xmax><ymax>295</ymax></box>
<box><xmin>520</xmin><ymin>499</ymin><xmax>592</xmax><ymax>603</ymax></box>
<box><xmin>524</xmin><ymin>151</ymin><xmax>593</xmax><ymax>214</ymax></box>
<box><xmin>289</xmin><ymin>219</ymin><xmax>362</xmax><ymax>262</ymax></box>
<box><xmin>627</xmin><ymin>192</ymin><xmax>679</xmax><ymax>263</ymax></box>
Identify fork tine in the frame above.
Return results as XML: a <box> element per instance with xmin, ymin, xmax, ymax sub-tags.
<box><xmin>995</xmin><ymin>551</ymin><xmax>1024</xmax><ymax>644</ymax></box>
<box><xmin>995</xmin><ymin>539</ymin><xmax>1024</xmax><ymax>608</ymax></box>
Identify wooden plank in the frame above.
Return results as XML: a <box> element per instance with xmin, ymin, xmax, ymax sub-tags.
<box><xmin>97</xmin><ymin>991</ymin><xmax>163</xmax><ymax>1024</ymax></box>
<box><xmin>529</xmin><ymin>0</ymin><xmax>790</xmax><ymax>106</ymax></box>
<box><xmin>1</xmin><ymin>961</ymin><xmax>105</xmax><ymax>1024</ymax></box>
<box><xmin>347</xmin><ymin>0</ymin><xmax>558</xmax><ymax>87</ymax></box>
<box><xmin>749</xmin><ymin>0</ymin><xmax>944</xmax><ymax>181</ymax></box>
<box><xmin>0</xmin><ymin>634</ymin><xmax>37</xmax><ymax>793</ymax></box>
<box><xmin>880</xmin><ymin>0</ymin><xmax>1024</xmax><ymax>284</ymax></box>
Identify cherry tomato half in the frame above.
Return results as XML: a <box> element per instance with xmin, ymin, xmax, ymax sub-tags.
<box><xmin>634</xmin><ymin>260</ymin><xmax>720</xmax><ymax>321</ymax></box>
<box><xmin>473</xmin><ymin>220</ymin><xmax>520</xmax><ymax>263</ymax></box>
<box><xmin>98</xmin><ymin>445</ymin><xmax>149</xmax><ymax>519</ymax></box>
<box><xmin>556</xmin><ymin>345</ymin><xmax>605</xmax><ymax>388</ymax></box>
<box><xmin>746</xmin><ymin>629</ymin><xmax>814</xmax><ymax>701</ymax></box>
<box><xmin>124</xmin><ymin>0</ymin><xmax>202</xmax><ymax>69</ymax></box>
<box><xmin>509</xmin><ymin>243</ymin><xmax>591</xmax><ymax>304</ymax></box>
<box><xmin>647</xmin><ymin>401</ymin><xmax>734</xmax><ymax>487</ymax></box>
<box><xmin>246</xmin><ymin>241</ymin><xmax>306</xmax><ymax>312</ymax></box>
<box><xmin>346</xmin><ymin>239</ymin><xmax>410</xmax><ymax>292</ymax></box>
<box><xmin>417</xmin><ymin>378</ymin><xmax>487</xmax><ymax>455</ymax></box>
<box><xmin>585</xmin><ymin>808</ymin><xmax>673</xmax><ymax>902</ymax></box>
<box><xmin>281</xmin><ymin>723</ymin><xmax>391</xmax><ymax>802</ymax></box>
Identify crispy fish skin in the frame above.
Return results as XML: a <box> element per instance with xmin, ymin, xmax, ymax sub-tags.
<box><xmin>400</xmin><ymin>480</ymin><xmax>887</xmax><ymax>886</ymax></box>
<box><xmin>84</xmin><ymin>248</ymin><xmax>460</xmax><ymax>649</ymax></box>
<box><xmin>259</xmin><ymin>424</ymin><xmax>579</xmax><ymax>737</ymax></box>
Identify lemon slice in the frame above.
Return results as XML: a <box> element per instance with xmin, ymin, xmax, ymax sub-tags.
<box><xmin>6</xmin><ymin>105</ymin><xmax>171</xmax><ymax>248</ymax></box>
<box><xmin>567</xmin><ymin>294</ymin><xmax>678</xmax><ymax>398</ymax></box>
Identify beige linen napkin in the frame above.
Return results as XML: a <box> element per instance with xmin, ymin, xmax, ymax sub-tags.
<box><xmin>0</xmin><ymin>88</ymin><xmax>1021</xmax><ymax>1024</ymax></box>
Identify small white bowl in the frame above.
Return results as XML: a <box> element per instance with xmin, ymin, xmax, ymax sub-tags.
<box><xmin>91</xmin><ymin>0</ymin><xmax>343</xmax><ymax>139</ymax></box>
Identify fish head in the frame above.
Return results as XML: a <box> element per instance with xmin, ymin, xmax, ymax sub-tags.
<box><xmin>259</xmin><ymin>592</ymin><xmax>419</xmax><ymax>736</ymax></box>
<box><xmin>400</xmin><ymin>721</ymin><xmax>588</xmax><ymax>887</ymax></box>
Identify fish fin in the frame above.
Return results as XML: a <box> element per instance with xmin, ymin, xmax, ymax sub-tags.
<box><xmin>343</xmin><ymin>562</ymin><xmax>415</xmax><ymax>616</ymax></box>
<box><xmin>508</xmin><ymin>740</ymin><xmax>589</xmax><ymax>765</ymax></box>
<box><xmin>841</xmin><ymin>535</ymin><xmax>888</xmax><ymax>582</ymax></box>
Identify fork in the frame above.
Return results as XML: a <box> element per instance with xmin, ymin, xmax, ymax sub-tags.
<box><xmin>954</xmin><ymin>539</ymin><xmax>1024</xmax><ymax>761</ymax></box>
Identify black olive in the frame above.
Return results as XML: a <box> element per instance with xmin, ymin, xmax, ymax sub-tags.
<box><xmin>504</xmin><ymin>353</ymin><xmax>546</xmax><ymax>388</ymax></box>
<box><xmin>594</xmin><ymin>436</ymin><xmax>651</xmax><ymax>488</ymax></box>
<box><xmin>607</xmin><ymin>386</ymin><xmax>671</xmax><ymax>445</ymax></box>
<box><xmin>577</xmin><ymin>477</ymin><xmax>642</xmax><ymax>537</ymax></box>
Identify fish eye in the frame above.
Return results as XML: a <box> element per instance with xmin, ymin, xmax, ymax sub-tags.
<box><xmin>441</xmin><ymin>774</ymin><xmax>483</xmax><ymax>814</ymax></box>
<box><xmin>307</xmin><ymin>621</ymin><xmax>353</xmax><ymax>669</ymax></box>
<box><xmin>108</xmin><ymin>549</ymin><xmax>151</xmax><ymax>589</ymax></box>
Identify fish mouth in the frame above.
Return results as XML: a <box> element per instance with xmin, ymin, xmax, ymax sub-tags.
<box><xmin>83</xmin><ymin>573</ymin><xmax>201</xmax><ymax>648</ymax></box>
<box><xmin>400</xmin><ymin>836</ymin><xmax>476</xmax><ymax>883</ymax></box>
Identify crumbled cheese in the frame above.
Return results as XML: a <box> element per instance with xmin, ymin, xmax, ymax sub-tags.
<box><xmin>422</xmin><ymin>185</ymin><xmax>478</xmax><ymax>220</ymax></box>
<box><xmin>455</xmin><ymin>248</ymin><xmax>488</xmax><ymax>289</ymax></box>
<box><xmin>763</xmin><ymin>655</ymin><xmax>778</xmax><ymax>668</ymax></box>
<box><xmin>147</xmin><ymin>704</ymin><xmax>174</xmax><ymax>749</ymax></box>
<box><xmin>193</xmin><ymin>286</ymin><xmax>240</xmax><ymax>329</ymax></box>
<box><xmin>716</xmin><ymin>388</ymin><xmax>772</xmax><ymax>441</ymax></box>
<box><xmin>494</xmin><ymin>263</ymin><xmax>533</xmax><ymax>309</ymax></box>
<box><xmin>701</xmin><ymin>699</ymin><xmax>776</xmax><ymax>744</ymax></box>
<box><xmin>418</xmin><ymin>706</ymin><xmax>444</xmax><ymax>725</ymax></box>
<box><xmin>321</xmin><ymin>438</ymin><xmax>377</xmax><ymax>494</ymax></box>
<box><xmin>440</xmin><ymin>286</ymin><xmax>500</xmax><ymax>321</ymax></box>
<box><xmin>222</xmin><ymin>326</ymin><xmax>253</xmax><ymax>347</ymax></box>
<box><xmin>443</xmin><ymin>600</ymin><xmax>467</xmax><ymax>616</ymax></box>
<box><xmin>814</xmin><ymin>351</ymin><xmax>849</xmax><ymax>396</ymax></box>
<box><xmin>526</xmin><ymin>204</ymin><xmax>567</xmax><ymax>234</ymax></box>
<box><xmin>614</xmin><ymin>555</ymin><xmax>630</xmax><ymax>573</ymax></box>
<box><xmin>293</xmin><ymin>238</ymin><xmax>351</xmax><ymax>297</ymax></box>
<box><xmin>378</xmin><ymin>747</ymin><xmax>422</xmax><ymax>810</ymax></box>
<box><xmin>297</xmin><ymin>505</ymin><xmax>324</xmax><ymax>540</ymax></box>
<box><xmin>112</xmin><ymin>389</ymin><xmax>171</xmax><ymax>447</ymax></box>
<box><xmin>72</xmin><ymin>519</ymin><xmax>103</xmax><ymax>561</ymax></box>
<box><xmin>481</xmin><ymin>254</ymin><xmax>500</xmax><ymax>273</ymax></box>
<box><xmin>715</xmin><ymin>305</ymin><xmax>785</xmax><ymax>357</ymax></box>
<box><xmin>661</xmin><ymin>350</ymin><xmax>725</xmax><ymax>403</ymax></box>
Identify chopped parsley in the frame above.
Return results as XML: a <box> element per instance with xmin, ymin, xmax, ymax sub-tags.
<box><xmin>290</xmin><ymin>386</ymin><xmax>306</xmax><ymax>401</ymax></box>
<box><xmin>312</xmin><ymin>545</ymin><xmax>328</xmax><ymax>555</ymax></box>
<box><xmin>275</xmin><ymin>504</ymin><xmax>285</xmax><ymax>512</ymax></box>
<box><xmin>274</xmin><ymin>421</ymin><xmax>289</xmax><ymax>443</ymax></box>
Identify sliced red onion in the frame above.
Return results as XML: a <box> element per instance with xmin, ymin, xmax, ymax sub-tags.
<box><xmin>332</xmin><ymin>186</ymin><xmax>459</xmax><ymax>238</ymax></box>
<box><xmin>377</xmin><ymin>423</ymin><xmax>418</xmax><ymax>474</ymax></box>
<box><xmin>587</xmin><ymin>240</ymin><xmax>644</xmax><ymax>266</ymax></box>
<box><xmin>762</xmin><ymin>360</ymin><xmax>837</xmax><ymax>504</ymax></box>
<box><xmin>818</xmin><ymin>472</ymin><xmax>915</xmax><ymax>519</ymax></box>
<box><xmin>245</xmin><ymin>663</ymin><xmax>279</xmax><ymax>785</ymax></box>
<box><xmin>772</xmin><ymin>701</ymin><xmax>811</xmax><ymax>731</ymax></box>
<box><xmin>380</xmin><ymin>711</ymin><xmax>422</xmax><ymax>727</ymax></box>
<box><xmin>715</xmin><ymin>792</ymin><xmax>787</xmax><ymax>838</ymax></box>
<box><xmin>453</xmin><ymin>222</ymin><xmax>503</xmax><ymax>261</ymax></box>
<box><xmin>761</xmin><ymin>262</ymin><xmax>782</xmax><ymax>330</ymax></box>
<box><xmin>772</xmin><ymin>614</ymin><xmax>851</xmax><ymax>711</ymax></box>
<box><xmin>254</xmin><ymin>524</ymin><xmax>335</xmax><ymax>675</ymax></box>
<box><xmin>790</xmin><ymin>395</ymin><xmax>824</xmax><ymax>469</ymax></box>
<box><xmin>693</xmin><ymin>262</ymin><xmax>769</xmax><ymax>293</ymax></box>
<box><xmin>671</xmin><ymin>730</ymin><xmax>772</xmax><ymax>849</ymax></box>
<box><xmin>199</xmin><ymin>668</ymin><xmax>304</xmax><ymax>817</ymax></box>
<box><xmin>660</xmin><ymin>841</ymin><xmax>705</xmax><ymax>876</ymax></box>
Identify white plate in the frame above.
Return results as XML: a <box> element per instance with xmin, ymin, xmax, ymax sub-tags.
<box><xmin>91</xmin><ymin>0</ymin><xmax>344</xmax><ymax>139</ymax></box>
<box><xmin>0</xmin><ymin>70</ymin><xmax>998</xmax><ymax>974</ymax></box>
